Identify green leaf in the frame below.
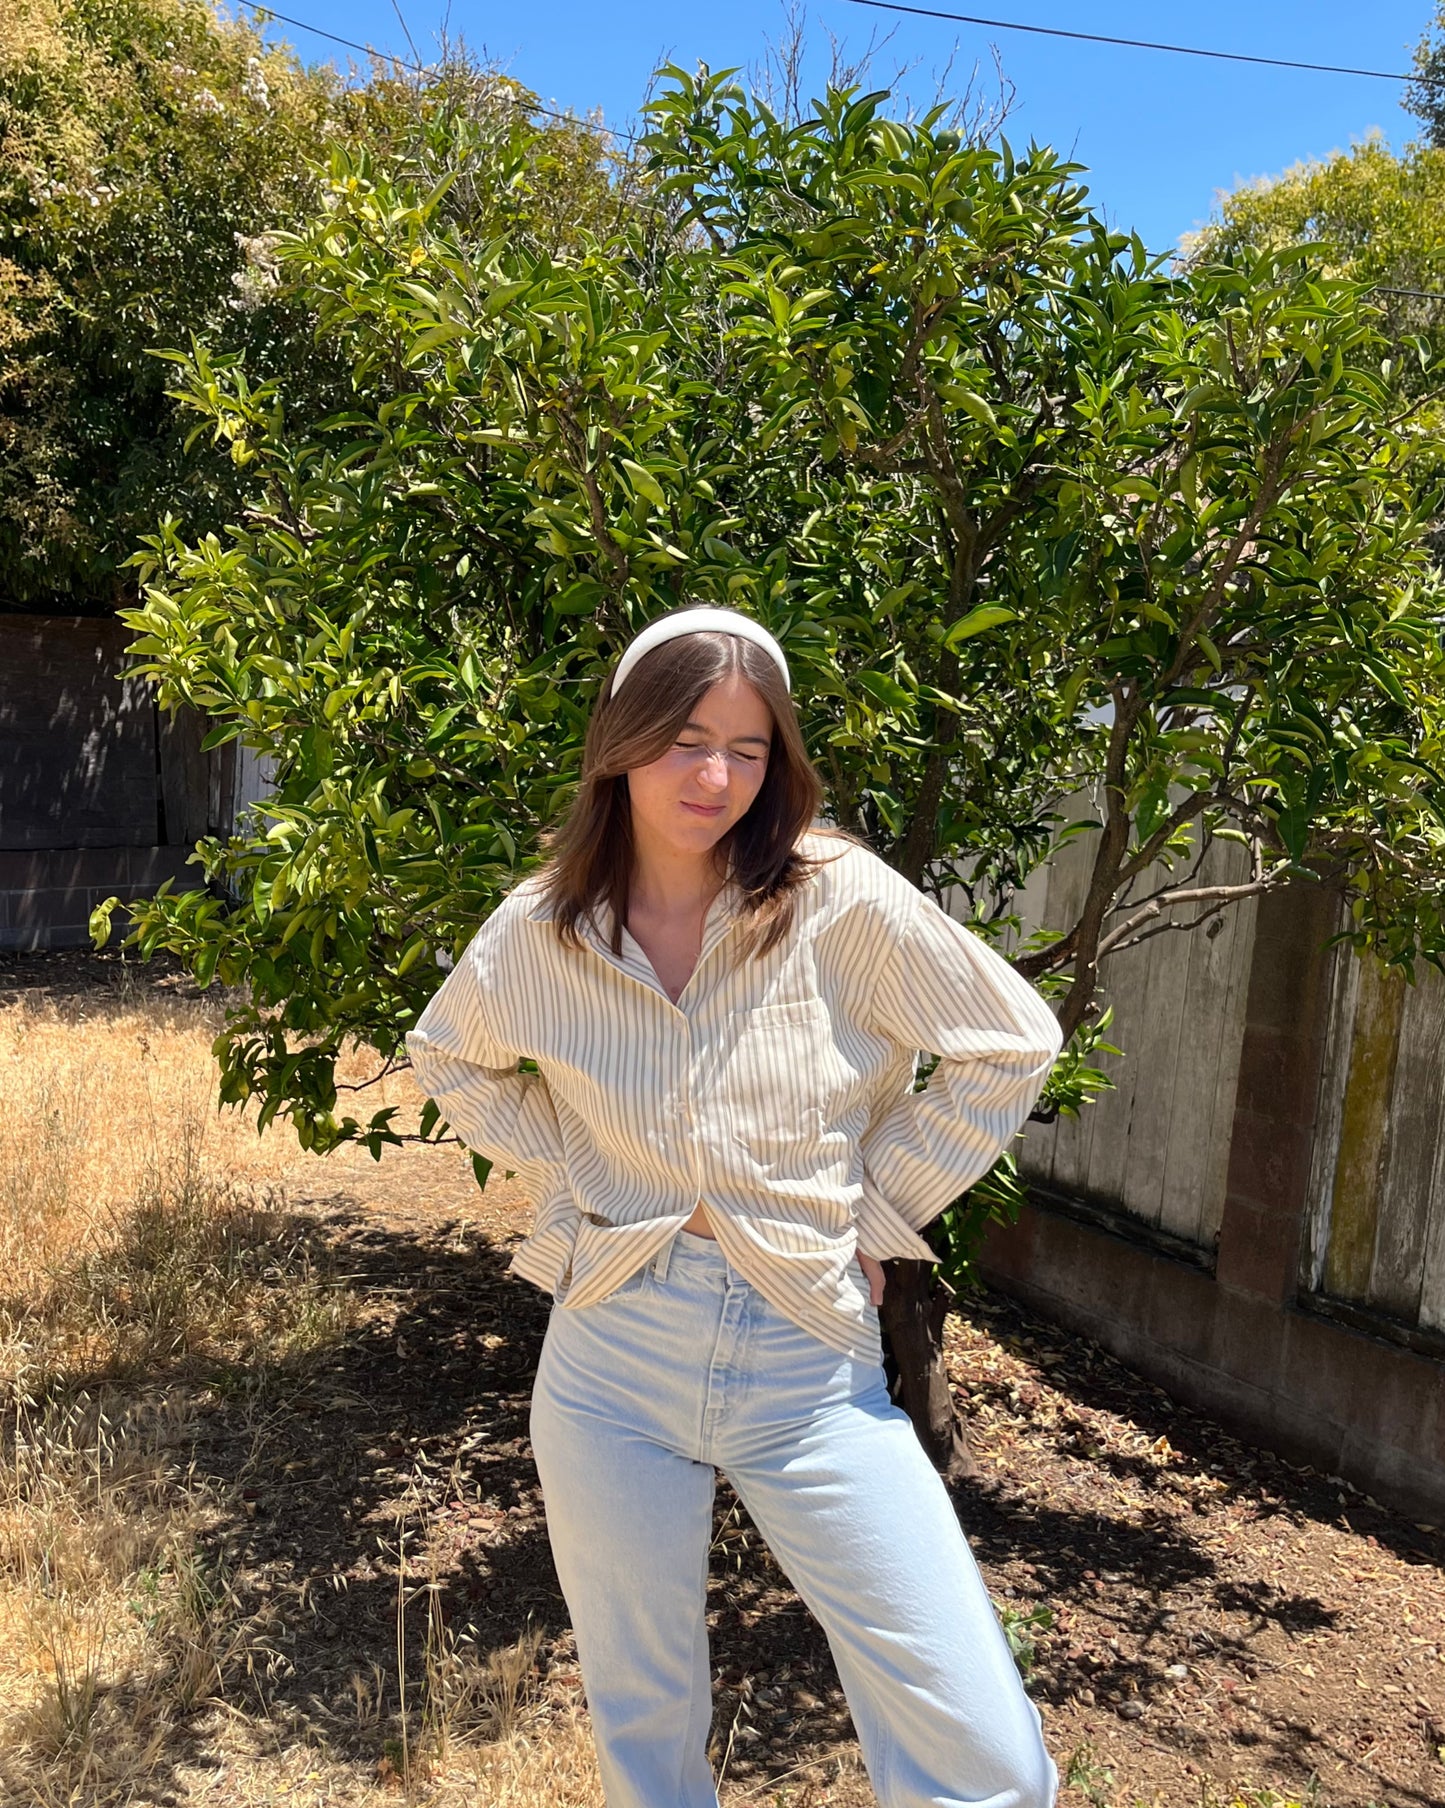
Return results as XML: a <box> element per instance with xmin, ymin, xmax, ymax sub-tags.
<box><xmin>396</xmin><ymin>933</ymin><xmax>430</xmax><ymax>975</ymax></box>
<box><xmin>856</xmin><ymin>670</ymin><xmax>914</xmax><ymax>712</ymax></box>
<box><xmin>88</xmin><ymin>897</ymin><xmax>119</xmax><ymax>949</ymax></box>
<box><xmin>940</xmin><ymin>387</ymin><xmax>998</xmax><ymax>430</ymax></box>
<box><xmin>1276</xmin><ymin>801</ymin><xmax>1311</xmax><ymax>861</ymax></box>
<box><xmin>193</xmin><ymin>941</ymin><xmax>220</xmax><ymax>990</ymax></box>
<box><xmin>621</xmin><ymin>459</ymin><xmax>668</xmax><ymax>508</ymax></box>
<box><xmin>1059</xmin><ymin>667</ymin><xmax>1090</xmax><ymax>717</ymax></box>
<box><xmin>944</xmin><ymin>606</ymin><xmax>1017</xmax><ymax>650</ymax></box>
<box><xmin>426</xmin><ymin>704</ymin><xmax>469</xmax><ymax>748</ymax></box>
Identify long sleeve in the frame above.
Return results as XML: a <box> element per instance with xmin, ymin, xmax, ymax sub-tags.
<box><xmin>855</xmin><ymin>889</ymin><xmax>1062</xmax><ymax>1245</ymax></box>
<box><xmin>404</xmin><ymin>924</ymin><xmax>580</xmax><ymax>1286</ymax></box>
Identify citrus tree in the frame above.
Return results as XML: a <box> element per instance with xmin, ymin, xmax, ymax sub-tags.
<box><xmin>97</xmin><ymin>69</ymin><xmax>1445</xmax><ymax>1473</ymax></box>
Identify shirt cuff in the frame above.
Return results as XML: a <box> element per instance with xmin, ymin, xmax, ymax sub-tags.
<box><xmin>853</xmin><ymin>1178</ymin><xmax>940</xmax><ymax>1263</ymax></box>
<box><xmin>507</xmin><ymin>1191</ymin><xmax>582</xmax><ymax>1297</ymax></box>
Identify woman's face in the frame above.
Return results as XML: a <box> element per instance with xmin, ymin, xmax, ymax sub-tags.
<box><xmin>625</xmin><ymin>675</ymin><xmax>774</xmax><ymax>866</ymax></box>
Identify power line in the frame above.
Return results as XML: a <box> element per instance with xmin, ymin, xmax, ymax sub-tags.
<box><xmin>242</xmin><ymin>3</ymin><xmax>1445</xmax><ymax>303</ymax></box>
<box><xmin>247</xmin><ymin>6</ymin><xmax>622</xmax><ymax>132</ymax></box>
<box><xmin>254</xmin><ymin>0</ymin><xmax>1445</xmax><ymax>133</ymax></box>
<box><xmin>840</xmin><ymin>0</ymin><xmax>1445</xmax><ymax>88</ymax></box>
<box><xmin>249</xmin><ymin>6</ymin><xmax>436</xmax><ymax>75</ymax></box>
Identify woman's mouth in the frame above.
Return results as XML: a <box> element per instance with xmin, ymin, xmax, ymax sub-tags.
<box><xmin>681</xmin><ymin>801</ymin><xmax>725</xmax><ymax>817</ymax></box>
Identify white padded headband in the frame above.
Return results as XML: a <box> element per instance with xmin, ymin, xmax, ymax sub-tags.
<box><xmin>609</xmin><ymin>606</ymin><xmax>790</xmax><ymax>698</ymax></box>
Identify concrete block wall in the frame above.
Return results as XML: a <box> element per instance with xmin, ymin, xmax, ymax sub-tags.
<box><xmin>0</xmin><ymin>848</ymin><xmax>200</xmax><ymax>951</ymax></box>
<box><xmin>980</xmin><ymin>881</ymin><xmax>1445</xmax><ymax>1526</ymax></box>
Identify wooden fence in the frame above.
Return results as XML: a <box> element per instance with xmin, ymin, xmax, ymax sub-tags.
<box><xmin>967</xmin><ymin>796</ymin><xmax>1444</xmax><ymax>1350</ymax></box>
<box><xmin>1304</xmin><ymin>941</ymin><xmax>1445</xmax><ymax>1341</ymax></box>
<box><xmin>976</xmin><ymin>829</ymin><xmax>1445</xmax><ymax>1521</ymax></box>
<box><xmin>0</xmin><ymin>613</ymin><xmax>268</xmax><ymax>948</ymax></box>
<box><xmin>994</xmin><ymin>805</ymin><xmax>1259</xmax><ymax>1259</ymax></box>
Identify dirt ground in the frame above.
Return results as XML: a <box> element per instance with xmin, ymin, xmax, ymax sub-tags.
<box><xmin>5</xmin><ymin>947</ymin><xmax>1444</xmax><ymax>1807</ymax></box>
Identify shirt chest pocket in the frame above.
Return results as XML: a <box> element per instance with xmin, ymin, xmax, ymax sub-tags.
<box><xmin>724</xmin><ymin>996</ymin><xmax>851</xmax><ymax>1174</ymax></box>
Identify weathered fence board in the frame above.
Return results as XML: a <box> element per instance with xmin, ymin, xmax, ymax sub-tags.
<box><xmin>1420</xmin><ymin>1154</ymin><xmax>1445</xmax><ymax>1333</ymax></box>
<box><xmin>233</xmin><ymin>742</ymin><xmax>276</xmax><ymax>820</ymax></box>
<box><xmin>1117</xmin><ymin>900</ymin><xmax>1192</xmax><ymax>1222</ymax></box>
<box><xmin>1013</xmin><ymin>814</ymin><xmax>1258</xmax><ymax>1255</ymax></box>
<box><xmin>1372</xmin><ymin>974</ymin><xmax>1445</xmax><ymax>1320</ymax></box>
<box><xmin>1322</xmin><ymin>956</ymin><xmax>1404</xmax><ymax>1303</ymax></box>
<box><xmin>1160</xmin><ymin>893</ymin><xmax>1252</xmax><ymax>1245</ymax></box>
<box><xmin>0</xmin><ymin>616</ymin><xmax>157</xmax><ymax>849</ymax></box>
<box><xmin>1306</xmin><ymin>944</ymin><xmax>1445</xmax><ymax>1337</ymax></box>
<box><xmin>2</xmin><ymin>615</ymin><xmax>268</xmax><ymax>945</ymax></box>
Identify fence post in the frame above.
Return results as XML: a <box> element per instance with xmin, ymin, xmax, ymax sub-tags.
<box><xmin>1214</xmin><ymin>880</ymin><xmax>1339</xmax><ymax>1305</ymax></box>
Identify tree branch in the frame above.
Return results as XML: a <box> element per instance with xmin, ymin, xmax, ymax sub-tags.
<box><xmin>335</xmin><ymin>1058</ymin><xmax>404</xmax><ymax>1092</ymax></box>
<box><xmin>558</xmin><ymin>400</ymin><xmax>630</xmax><ymax>596</ymax></box>
<box><xmin>1113</xmin><ymin>788</ymin><xmax>1214</xmax><ymax>888</ymax></box>
<box><xmin>1109</xmin><ymin>826</ymin><xmax>1212</xmax><ymax>916</ymax></box>
<box><xmin>892</xmin><ymin>385</ymin><xmax>977</xmax><ymax>884</ymax></box>
<box><xmin>1156</xmin><ymin>445</ymin><xmax>1288</xmax><ymax>692</ymax></box>
<box><xmin>1054</xmin><ymin>684</ymin><xmax>1141</xmax><ymax>1039</ymax></box>
<box><xmin>1096</xmin><ymin>877</ymin><xmax>1279</xmax><ymax>963</ymax></box>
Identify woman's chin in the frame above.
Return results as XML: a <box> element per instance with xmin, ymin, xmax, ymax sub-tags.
<box><xmin>664</xmin><ymin>826</ymin><xmax>727</xmax><ymax>860</ymax></box>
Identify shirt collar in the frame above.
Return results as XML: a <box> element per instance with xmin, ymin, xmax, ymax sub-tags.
<box><xmin>521</xmin><ymin>874</ymin><xmax>746</xmax><ymax>959</ymax></box>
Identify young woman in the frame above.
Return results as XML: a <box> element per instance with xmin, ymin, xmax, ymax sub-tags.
<box><xmin>406</xmin><ymin>603</ymin><xmax>1063</xmax><ymax>1808</ymax></box>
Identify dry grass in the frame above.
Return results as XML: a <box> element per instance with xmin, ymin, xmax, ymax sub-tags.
<box><xmin>0</xmin><ymin>971</ymin><xmax>620</xmax><ymax>1805</ymax></box>
<box><xmin>0</xmin><ymin>978</ymin><xmax>352</xmax><ymax>1799</ymax></box>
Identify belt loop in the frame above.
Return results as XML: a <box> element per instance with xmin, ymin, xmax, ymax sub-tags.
<box><xmin>652</xmin><ymin>1235</ymin><xmax>673</xmax><ymax>1283</ymax></box>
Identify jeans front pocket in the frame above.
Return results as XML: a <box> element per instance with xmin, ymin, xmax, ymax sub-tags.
<box><xmin>557</xmin><ymin>1214</ymin><xmax>663</xmax><ymax>1310</ymax></box>
<box><xmin>600</xmin><ymin>1258</ymin><xmax>652</xmax><ymax>1300</ymax></box>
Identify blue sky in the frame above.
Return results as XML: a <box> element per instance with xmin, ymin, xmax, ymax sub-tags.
<box><xmin>246</xmin><ymin>1</ymin><xmax>1437</xmax><ymax>252</ymax></box>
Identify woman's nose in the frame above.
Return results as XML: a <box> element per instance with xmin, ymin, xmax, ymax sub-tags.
<box><xmin>698</xmin><ymin>755</ymin><xmax>729</xmax><ymax>789</ymax></box>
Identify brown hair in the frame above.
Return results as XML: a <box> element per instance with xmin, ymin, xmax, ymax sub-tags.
<box><xmin>532</xmin><ymin>610</ymin><xmax>867</xmax><ymax>961</ymax></box>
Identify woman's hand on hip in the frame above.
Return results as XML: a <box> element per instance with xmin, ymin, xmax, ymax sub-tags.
<box><xmin>858</xmin><ymin>1252</ymin><xmax>886</xmax><ymax>1308</ymax></box>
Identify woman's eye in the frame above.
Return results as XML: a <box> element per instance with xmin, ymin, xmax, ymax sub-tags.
<box><xmin>673</xmin><ymin>742</ymin><xmax>760</xmax><ymax>763</ymax></box>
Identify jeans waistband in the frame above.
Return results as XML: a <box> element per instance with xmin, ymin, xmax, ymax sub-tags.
<box><xmin>673</xmin><ymin>1228</ymin><xmax>724</xmax><ymax>1253</ymax></box>
<box><xmin>651</xmin><ymin>1225</ymin><xmax>727</xmax><ymax>1284</ymax></box>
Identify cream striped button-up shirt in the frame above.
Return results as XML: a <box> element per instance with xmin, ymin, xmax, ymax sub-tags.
<box><xmin>405</xmin><ymin>827</ymin><xmax>1061</xmax><ymax>1357</ymax></box>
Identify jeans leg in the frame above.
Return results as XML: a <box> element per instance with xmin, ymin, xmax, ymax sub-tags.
<box><xmin>726</xmin><ymin>1366</ymin><xmax>1057</xmax><ymax>1808</ymax></box>
<box><xmin>530</xmin><ymin>1320</ymin><xmax>719</xmax><ymax>1808</ymax></box>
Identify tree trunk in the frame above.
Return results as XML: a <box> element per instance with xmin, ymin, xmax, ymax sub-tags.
<box><xmin>879</xmin><ymin>1258</ymin><xmax>976</xmax><ymax>1481</ymax></box>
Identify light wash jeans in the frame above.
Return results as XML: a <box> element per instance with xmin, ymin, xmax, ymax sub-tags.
<box><xmin>529</xmin><ymin>1229</ymin><xmax>1058</xmax><ymax>1808</ymax></box>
